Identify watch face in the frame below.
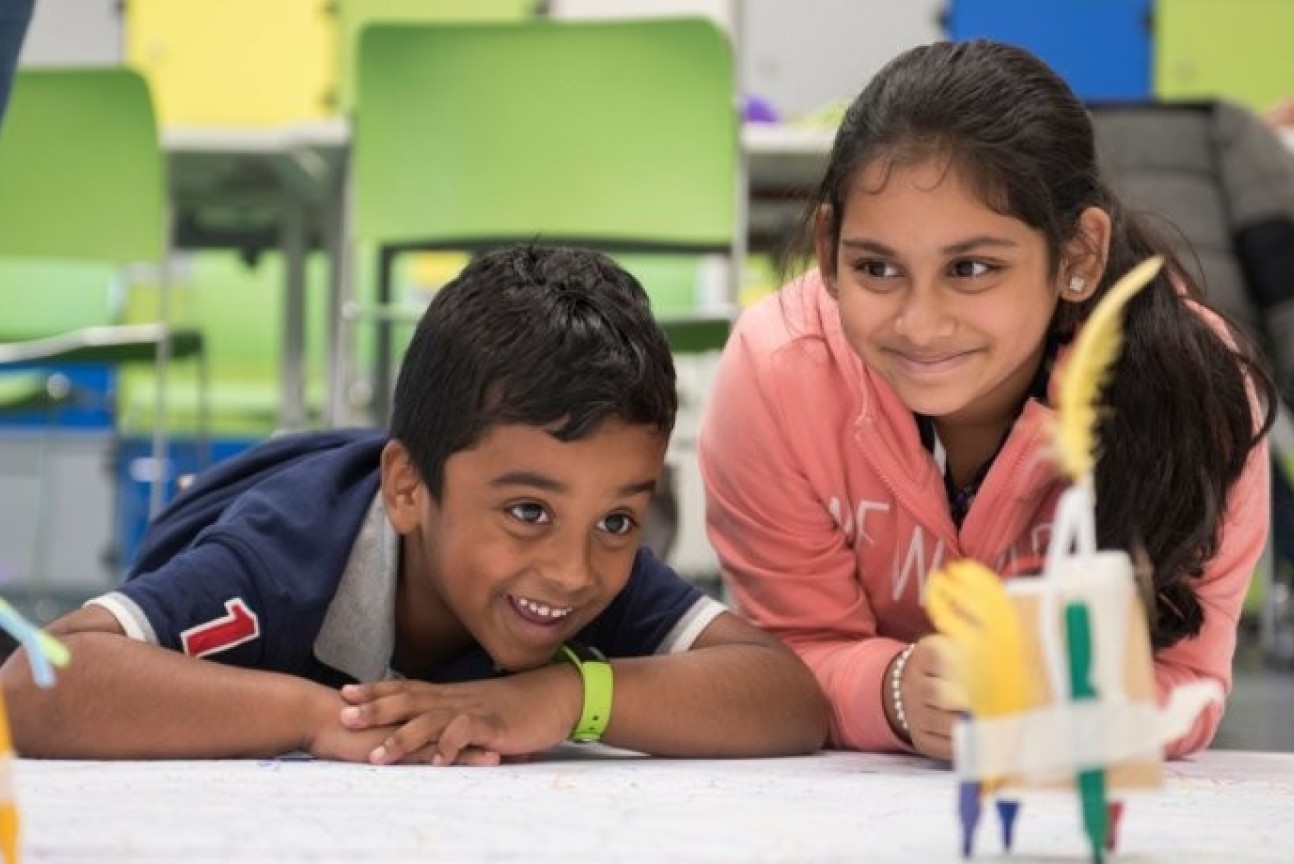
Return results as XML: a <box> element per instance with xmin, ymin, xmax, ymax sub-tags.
<box><xmin>559</xmin><ymin>642</ymin><xmax>606</xmax><ymax>665</ymax></box>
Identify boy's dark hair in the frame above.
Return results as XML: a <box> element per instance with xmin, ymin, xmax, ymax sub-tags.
<box><xmin>389</xmin><ymin>244</ymin><xmax>677</xmax><ymax>499</ymax></box>
<box><xmin>795</xmin><ymin>39</ymin><xmax>1277</xmax><ymax>648</ymax></box>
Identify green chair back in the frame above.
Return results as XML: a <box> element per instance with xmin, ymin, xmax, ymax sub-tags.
<box><xmin>335</xmin><ymin>0</ymin><xmax>537</xmax><ymax>114</ymax></box>
<box><xmin>0</xmin><ymin>69</ymin><xmax>164</xmax><ymax>264</ymax></box>
<box><xmin>352</xmin><ymin>18</ymin><xmax>736</xmax><ymax>253</ymax></box>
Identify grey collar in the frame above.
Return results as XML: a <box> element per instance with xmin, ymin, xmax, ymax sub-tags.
<box><xmin>313</xmin><ymin>493</ymin><xmax>400</xmax><ymax>682</ymax></box>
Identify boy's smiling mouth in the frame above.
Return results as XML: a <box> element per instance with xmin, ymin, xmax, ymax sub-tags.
<box><xmin>508</xmin><ymin>594</ymin><xmax>574</xmax><ymax>626</ymax></box>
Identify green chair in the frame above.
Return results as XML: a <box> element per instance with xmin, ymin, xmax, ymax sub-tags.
<box><xmin>0</xmin><ymin>68</ymin><xmax>203</xmax><ymax>515</ymax></box>
<box><xmin>333</xmin><ymin>0</ymin><xmax>538</xmax><ymax>114</ymax></box>
<box><xmin>345</xmin><ymin>18</ymin><xmax>739</xmax><ymax>421</ymax></box>
<box><xmin>117</xmin><ymin>251</ymin><xmax>333</xmax><ymax>439</ymax></box>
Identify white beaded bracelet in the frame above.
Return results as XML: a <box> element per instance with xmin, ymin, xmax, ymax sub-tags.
<box><xmin>889</xmin><ymin>643</ymin><xmax>918</xmax><ymax>740</ymax></box>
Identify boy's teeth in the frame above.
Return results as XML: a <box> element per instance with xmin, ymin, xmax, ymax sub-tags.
<box><xmin>519</xmin><ymin>597</ymin><xmax>571</xmax><ymax>618</ymax></box>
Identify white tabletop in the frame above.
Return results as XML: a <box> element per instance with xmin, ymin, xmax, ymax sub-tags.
<box><xmin>14</xmin><ymin>747</ymin><xmax>1293</xmax><ymax>863</ymax></box>
<box><xmin>161</xmin><ymin>118</ymin><xmax>828</xmax><ymax>193</ymax></box>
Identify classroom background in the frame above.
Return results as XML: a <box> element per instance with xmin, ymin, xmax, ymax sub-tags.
<box><xmin>2</xmin><ymin>0</ymin><xmax>1293</xmax><ymax>751</ymax></box>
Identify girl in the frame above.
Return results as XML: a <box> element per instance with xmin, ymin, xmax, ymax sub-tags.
<box><xmin>699</xmin><ymin>40</ymin><xmax>1276</xmax><ymax>759</ymax></box>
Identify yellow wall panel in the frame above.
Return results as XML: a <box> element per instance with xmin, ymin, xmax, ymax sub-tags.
<box><xmin>126</xmin><ymin>0</ymin><xmax>336</xmax><ymax>126</ymax></box>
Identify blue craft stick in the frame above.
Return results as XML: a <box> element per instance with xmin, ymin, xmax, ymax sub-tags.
<box><xmin>0</xmin><ymin>598</ymin><xmax>69</xmax><ymax>688</ymax></box>
<box><xmin>995</xmin><ymin>799</ymin><xmax>1021</xmax><ymax>851</ymax></box>
<box><xmin>958</xmin><ymin>780</ymin><xmax>982</xmax><ymax>858</ymax></box>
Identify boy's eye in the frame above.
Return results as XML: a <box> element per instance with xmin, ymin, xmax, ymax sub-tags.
<box><xmin>948</xmin><ymin>259</ymin><xmax>992</xmax><ymax>279</ymax></box>
<box><xmin>597</xmin><ymin>512</ymin><xmax>637</xmax><ymax>537</ymax></box>
<box><xmin>507</xmin><ymin>502</ymin><xmax>550</xmax><ymax>525</ymax></box>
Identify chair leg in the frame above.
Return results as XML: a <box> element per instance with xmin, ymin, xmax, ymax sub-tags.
<box><xmin>28</xmin><ymin>375</ymin><xmax>75</xmax><ymax>613</ymax></box>
<box><xmin>148</xmin><ymin>331</ymin><xmax>171</xmax><ymax>518</ymax></box>
<box><xmin>373</xmin><ymin>247</ymin><xmax>396</xmax><ymax>424</ymax></box>
<box><xmin>196</xmin><ymin>344</ymin><xmax>211</xmax><ymax>470</ymax></box>
<box><xmin>28</xmin><ymin>382</ymin><xmax>65</xmax><ymax>619</ymax></box>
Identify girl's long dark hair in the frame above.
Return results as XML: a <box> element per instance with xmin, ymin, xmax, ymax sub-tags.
<box><xmin>793</xmin><ymin>40</ymin><xmax>1276</xmax><ymax>648</ymax></box>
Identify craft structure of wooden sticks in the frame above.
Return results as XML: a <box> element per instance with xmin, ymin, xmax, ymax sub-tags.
<box><xmin>924</xmin><ymin>258</ymin><xmax>1224</xmax><ymax>863</ymax></box>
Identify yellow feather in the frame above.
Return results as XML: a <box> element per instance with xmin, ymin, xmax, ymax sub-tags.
<box><xmin>924</xmin><ymin>560</ymin><xmax>1032</xmax><ymax>716</ymax></box>
<box><xmin>1054</xmin><ymin>256</ymin><xmax>1163</xmax><ymax>482</ymax></box>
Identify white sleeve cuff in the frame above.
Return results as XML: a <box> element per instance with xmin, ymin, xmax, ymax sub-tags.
<box><xmin>657</xmin><ymin>595</ymin><xmax>727</xmax><ymax>654</ymax></box>
<box><xmin>85</xmin><ymin>592</ymin><xmax>158</xmax><ymax>644</ymax></box>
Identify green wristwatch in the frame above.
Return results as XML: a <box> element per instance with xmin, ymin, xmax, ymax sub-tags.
<box><xmin>556</xmin><ymin>642</ymin><xmax>613</xmax><ymax>743</ymax></box>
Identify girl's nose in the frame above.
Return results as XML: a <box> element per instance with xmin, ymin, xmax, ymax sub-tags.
<box><xmin>893</xmin><ymin>281</ymin><xmax>955</xmax><ymax>345</ymax></box>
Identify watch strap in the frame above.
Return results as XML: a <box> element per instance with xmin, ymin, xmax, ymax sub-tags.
<box><xmin>557</xmin><ymin>642</ymin><xmax>613</xmax><ymax>743</ymax></box>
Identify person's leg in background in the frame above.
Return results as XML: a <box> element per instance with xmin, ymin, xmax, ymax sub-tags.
<box><xmin>0</xmin><ymin>0</ymin><xmax>33</xmax><ymax>130</ymax></box>
<box><xmin>0</xmin><ymin>0</ymin><xmax>33</xmax><ymax>663</ymax></box>
<box><xmin>1272</xmin><ymin>457</ymin><xmax>1294</xmax><ymax>662</ymax></box>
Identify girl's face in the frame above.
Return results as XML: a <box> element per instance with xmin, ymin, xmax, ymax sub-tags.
<box><xmin>820</xmin><ymin>158</ymin><xmax>1072</xmax><ymax>431</ymax></box>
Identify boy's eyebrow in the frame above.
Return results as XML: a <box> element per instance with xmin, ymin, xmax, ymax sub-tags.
<box><xmin>489</xmin><ymin>472</ymin><xmax>658</xmax><ymax>498</ymax></box>
<box><xmin>839</xmin><ymin>235</ymin><xmax>1019</xmax><ymax>256</ymax></box>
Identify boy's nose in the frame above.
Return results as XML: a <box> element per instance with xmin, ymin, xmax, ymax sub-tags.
<box><xmin>540</xmin><ymin>535</ymin><xmax>597</xmax><ymax>596</ymax></box>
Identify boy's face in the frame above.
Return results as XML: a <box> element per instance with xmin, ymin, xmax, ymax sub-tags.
<box><xmin>383</xmin><ymin>420</ymin><xmax>667</xmax><ymax>673</ymax></box>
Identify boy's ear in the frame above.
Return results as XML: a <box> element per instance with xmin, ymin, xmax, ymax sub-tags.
<box><xmin>379</xmin><ymin>439</ymin><xmax>423</xmax><ymax>534</ymax></box>
<box><xmin>1060</xmin><ymin>206</ymin><xmax>1113</xmax><ymax>302</ymax></box>
<box><xmin>814</xmin><ymin>204</ymin><xmax>838</xmax><ymax>291</ymax></box>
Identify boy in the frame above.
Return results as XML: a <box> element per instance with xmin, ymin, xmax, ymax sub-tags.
<box><xmin>1</xmin><ymin>246</ymin><xmax>827</xmax><ymax>765</ymax></box>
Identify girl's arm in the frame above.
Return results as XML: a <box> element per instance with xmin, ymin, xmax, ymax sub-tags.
<box><xmin>697</xmin><ymin>297</ymin><xmax>914</xmax><ymax>753</ymax></box>
<box><xmin>1152</xmin><ymin>437</ymin><xmax>1271</xmax><ymax>757</ymax></box>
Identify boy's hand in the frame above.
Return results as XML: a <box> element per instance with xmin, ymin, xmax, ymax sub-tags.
<box><xmin>302</xmin><ymin>688</ymin><xmax>406</xmax><ymax>763</ymax></box>
<box><xmin>338</xmin><ymin>663</ymin><xmax>582</xmax><ymax>766</ymax></box>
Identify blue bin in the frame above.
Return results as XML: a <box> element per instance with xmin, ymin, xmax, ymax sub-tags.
<box><xmin>946</xmin><ymin>0</ymin><xmax>1152</xmax><ymax>102</ymax></box>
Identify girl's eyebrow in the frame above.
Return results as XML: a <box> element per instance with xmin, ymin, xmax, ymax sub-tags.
<box><xmin>941</xmin><ymin>236</ymin><xmax>1019</xmax><ymax>255</ymax></box>
<box><xmin>839</xmin><ymin>236</ymin><xmax>1020</xmax><ymax>256</ymax></box>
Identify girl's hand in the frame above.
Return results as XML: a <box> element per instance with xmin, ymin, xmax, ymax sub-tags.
<box><xmin>337</xmin><ymin>663</ymin><xmax>582</xmax><ymax>766</ymax></box>
<box><xmin>889</xmin><ymin>634</ymin><xmax>967</xmax><ymax>761</ymax></box>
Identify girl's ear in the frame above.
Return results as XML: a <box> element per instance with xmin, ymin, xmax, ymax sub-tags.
<box><xmin>814</xmin><ymin>204</ymin><xmax>838</xmax><ymax>291</ymax></box>
<box><xmin>379</xmin><ymin>439</ymin><xmax>423</xmax><ymax>535</ymax></box>
<box><xmin>1059</xmin><ymin>206</ymin><xmax>1113</xmax><ymax>302</ymax></box>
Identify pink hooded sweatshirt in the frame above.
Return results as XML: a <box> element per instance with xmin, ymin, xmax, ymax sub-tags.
<box><xmin>699</xmin><ymin>271</ymin><xmax>1270</xmax><ymax>758</ymax></box>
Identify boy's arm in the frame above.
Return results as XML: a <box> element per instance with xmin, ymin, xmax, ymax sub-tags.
<box><xmin>597</xmin><ymin>610</ymin><xmax>829</xmax><ymax>756</ymax></box>
<box><xmin>341</xmin><ymin>610</ymin><xmax>829</xmax><ymax>764</ymax></box>
<box><xmin>0</xmin><ymin>605</ymin><xmax>392</xmax><ymax>761</ymax></box>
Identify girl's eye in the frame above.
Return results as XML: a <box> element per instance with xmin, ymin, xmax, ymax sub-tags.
<box><xmin>597</xmin><ymin>512</ymin><xmax>637</xmax><ymax>537</ymax></box>
<box><xmin>949</xmin><ymin>259</ymin><xmax>992</xmax><ymax>279</ymax></box>
<box><xmin>507</xmin><ymin>502</ymin><xmax>550</xmax><ymax>525</ymax></box>
<box><xmin>854</xmin><ymin>259</ymin><xmax>899</xmax><ymax>279</ymax></box>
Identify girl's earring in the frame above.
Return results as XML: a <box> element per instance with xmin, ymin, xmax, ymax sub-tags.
<box><xmin>1066</xmin><ymin>275</ymin><xmax>1086</xmax><ymax>295</ymax></box>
